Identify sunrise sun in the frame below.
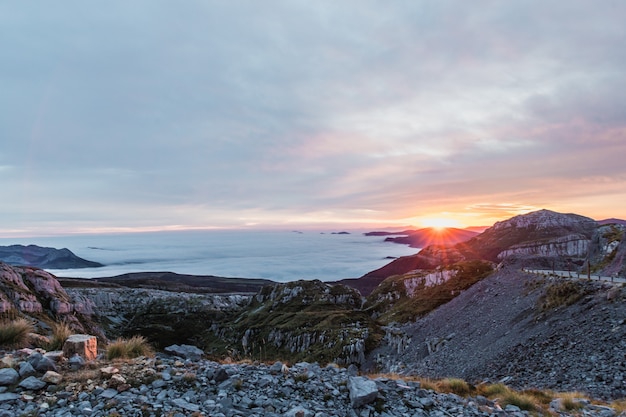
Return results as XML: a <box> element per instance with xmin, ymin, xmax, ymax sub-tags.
<box><xmin>420</xmin><ymin>217</ymin><xmax>464</xmax><ymax>230</ymax></box>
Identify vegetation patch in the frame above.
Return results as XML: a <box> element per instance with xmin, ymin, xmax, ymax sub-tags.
<box><xmin>435</xmin><ymin>378</ymin><xmax>471</xmax><ymax>396</ymax></box>
<box><xmin>200</xmin><ymin>280</ymin><xmax>383</xmax><ymax>365</ymax></box>
<box><xmin>0</xmin><ymin>318</ymin><xmax>34</xmax><ymax>348</ymax></box>
<box><xmin>45</xmin><ymin>322</ymin><xmax>73</xmax><ymax>351</ymax></box>
<box><xmin>501</xmin><ymin>391</ymin><xmax>537</xmax><ymax>411</ymax></box>
<box><xmin>106</xmin><ymin>336</ymin><xmax>154</xmax><ymax>360</ymax></box>
<box><xmin>537</xmin><ymin>280</ymin><xmax>586</xmax><ymax>311</ymax></box>
<box><xmin>603</xmin><ymin>225</ymin><xmax>624</xmax><ymax>244</ymax></box>
<box><xmin>365</xmin><ymin>260</ymin><xmax>494</xmax><ymax>324</ymax></box>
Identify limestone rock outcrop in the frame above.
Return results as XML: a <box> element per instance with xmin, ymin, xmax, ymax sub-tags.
<box><xmin>0</xmin><ymin>262</ymin><xmax>102</xmax><ymax>337</ymax></box>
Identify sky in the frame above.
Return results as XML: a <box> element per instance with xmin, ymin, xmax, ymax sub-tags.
<box><xmin>1</xmin><ymin>1</ymin><xmax>626</xmax><ymax>236</ymax></box>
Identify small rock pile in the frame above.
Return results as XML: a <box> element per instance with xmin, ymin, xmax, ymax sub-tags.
<box><xmin>0</xmin><ymin>346</ymin><xmax>621</xmax><ymax>417</ymax></box>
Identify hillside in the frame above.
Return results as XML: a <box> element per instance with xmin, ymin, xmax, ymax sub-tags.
<box><xmin>347</xmin><ymin>209</ymin><xmax>624</xmax><ymax>295</ymax></box>
<box><xmin>368</xmin><ymin>264</ymin><xmax>626</xmax><ymax>400</ymax></box>
<box><xmin>90</xmin><ymin>271</ymin><xmax>274</xmax><ymax>294</ymax></box>
<box><xmin>0</xmin><ymin>244</ymin><xmax>103</xmax><ymax>269</ymax></box>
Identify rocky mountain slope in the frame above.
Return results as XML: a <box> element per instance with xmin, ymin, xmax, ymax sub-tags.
<box><xmin>0</xmin><ymin>245</ymin><xmax>103</xmax><ymax>269</ymax></box>
<box><xmin>368</xmin><ymin>264</ymin><xmax>626</xmax><ymax>400</ymax></box>
<box><xmin>349</xmin><ymin>210</ymin><xmax>624</xmax><ymax>295</ymax></box>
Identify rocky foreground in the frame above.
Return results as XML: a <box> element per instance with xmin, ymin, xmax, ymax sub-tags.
<box><xmin>0</xmin><ymin>347</ymin><xmax>622</xmax><ymax>417</ymax></box>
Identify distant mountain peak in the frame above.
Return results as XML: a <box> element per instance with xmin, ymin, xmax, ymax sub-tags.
<box><xmin>491</xmin><ymin>209</ymin><xmax>597</xmax><ymax>232</ymax></box>
<box><xmin>0</xmin><ymin>244</ymin><xmax>103</xmax><ymax>269</ymax></box>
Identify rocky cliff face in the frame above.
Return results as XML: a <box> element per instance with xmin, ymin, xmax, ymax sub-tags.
<box><xmin>588</xmin><ymin>223</ymin><xmax>626</xmax><ymax>277</ymax></box>
<box><xmin>461</xmin><ymin>209</ymin><xmax>598</xmax><ymax>263</ymax></box>
<box><xmin>364</xmin><ymin>260</ymin><xmax>494</xmax><ymax>324</ymax></box>
<box><xmin>0</xmin><ymin>262</ymin><xmax>101</xmax><ymax>337</ymax></box>
<box><xmin>496</xmin><ymin>233</ymin><xmax>590</xmax><ymax>260</ymax></box>
<box><xmin>202</xmin><ymin>280</ymin><xmax>378</xmax><ymax>366</ymax></box>
<box><xmin>65</xmin><ymin>287</ymin><xmax>250</xmax><ymax>341</ymax></box>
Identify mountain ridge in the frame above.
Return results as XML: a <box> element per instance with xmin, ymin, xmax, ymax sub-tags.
<box><xmin>345</xmin><ymin>209</ymin><xmax>623</xmax><ymax>295</ymax></box>
<box><xmin>0</xmin><ymin>244</ymin><xmax>103</xmax><ymax>269</ymax></box>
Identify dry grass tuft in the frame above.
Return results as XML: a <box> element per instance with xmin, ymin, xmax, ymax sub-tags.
<box><xmin>477</xmin><ymin>382</ymin><xmax>508</xmax><ymax>397</ymax></box>
<box><xmin>501</xmin><ymin>391</ymin><xmax>537</xmax><ymax>411</ymax></box>
<box><xmin>46</xmin><ymin>322</ymin><xmax>73</xmax><ymax>351</ymax></box>
<box><xmin>106</xmin><ymin>336</ymin><xmax>154</xmax><ymax>360</ymax></box>
<box><xmin>0</xmin><ymin>318</ymin><xmax>34</xmax><ymax>348</ymax></box>
<box><xmin>556</xmin><ymin>391</ymin><xmax>588</xmax><ymax>411</ymax></box>
<box><xmin>435</xmin><ymin>377</ymin><xmax>471</xmax><ymax>396</ymax></box>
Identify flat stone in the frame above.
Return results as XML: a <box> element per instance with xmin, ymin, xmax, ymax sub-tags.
<box><xmin>42</xmin><ymin>371</ymin><xmax>63</xmax><ymax>384</ymax></box>
<box><xmin>44</xmin><ymin>350</ymin><xmax>64</xmax><ymax>362</ymax></box>
<box><xmin>348</xmin><ymin>376</ymin><xmax>378</xmax><ymax>408</ymax></box>
<box><xmin>19</xmin><ymin>376</ymin><xmax>47</xmax><ymax>391</ymax></box>
<box><xmin>164</xmin><ymin>344</ymin><xmax>204</xmax><ymax>361</ymax></box>
<box><xmin>18</xmin><ymin>361</ymin><xmax>36</xmax><ymax>378</ymax></box>
<box><xmin>99</xmin><ymin>388</ymin><xmax>118</xmax><ymax>399</ymax></box>
<box><xmin>171</xmin><ymin>398</ymin><xmax>200</xmax><ymax>412</ymax></box>
<box><xmin>27</xmin><ymin>352</ymin><xmax>57</xmax><ymax>372</ymax></box>
<box><xmin>100</xmin><ymin>366</ymin><xmax>119</xmax><ymax>378</ymax></box>
<box><xmin>0</xmin><ymin>368</ymin><xmax>19</xmax><ymax>385</ymax></box>
<box><xmin>0</xmin><ymin>393</ymin><xmax>20</xmax><ymax>402</ymax></box>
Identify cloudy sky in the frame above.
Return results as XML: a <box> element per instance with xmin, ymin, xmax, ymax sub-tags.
<box><xmin>2</xmin><ymin>1</ymin><xmax>625</xmax><ymax>236</ymax></box>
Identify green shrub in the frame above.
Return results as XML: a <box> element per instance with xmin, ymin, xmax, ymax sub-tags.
<box><xmin>0</xmin><ymin>319</ymin><xmax>34</xmax><ymax>348</ymax></box>
<box><xmin>106</xmin><ymin>336</ymin><xmax>154</xmax><ymax>360</ymax></box>
<box><xmin>538</xmin><ymin>280</ymin><xmax>585</xmax><ymax>311</ymax></box>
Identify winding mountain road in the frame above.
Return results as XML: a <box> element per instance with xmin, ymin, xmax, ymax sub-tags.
<box><xmin>523</xmin><ymin>268</ymin><xmax>626</xmax><ymax>283</ymax></box>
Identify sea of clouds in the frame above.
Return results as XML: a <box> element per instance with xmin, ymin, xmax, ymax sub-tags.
<box><xmin>0</xmin><ymin>229</ymin><xmax>418</xmax><ymax>282</ymax></box>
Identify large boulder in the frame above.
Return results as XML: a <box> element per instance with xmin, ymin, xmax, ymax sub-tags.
<box><xmin>347</xmin><ymin>376</ymin><xmax>378</xmax><ymax>408</ymax></box>
<box><xmin>18</xmin><ymin>376</ymin><xmax>46</xmax><ymax>391</ymax></box>
<box><xmin>0</xmin><ymin>368</ymin><xmax>19</xmax><ymax>386</ymax></box>
<box><xmin>164</xmin><ymin>344</ymin><xmax>204</xmax><ymax>361</ymax></box>
<box><xmin>63</xmin><ymin>334</ymin><xmax>98</xmax><ymax>361</ymax></box>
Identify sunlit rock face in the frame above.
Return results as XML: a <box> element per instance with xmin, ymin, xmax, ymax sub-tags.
<box><xmin>464</xmin><ymin>209</ymin><xmax>598</xmax><ymax>263</ymax></box>
<box><xmin>491</xmin><ymin>209</ymin><xmax>598</xmax><ymax>233</ymax></box>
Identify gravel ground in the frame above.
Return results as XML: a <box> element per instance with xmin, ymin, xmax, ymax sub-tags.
<box><xmin>370</xmin><ymin>264</ymin><xmax>626</xmax><ymax>400</ymax></box>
